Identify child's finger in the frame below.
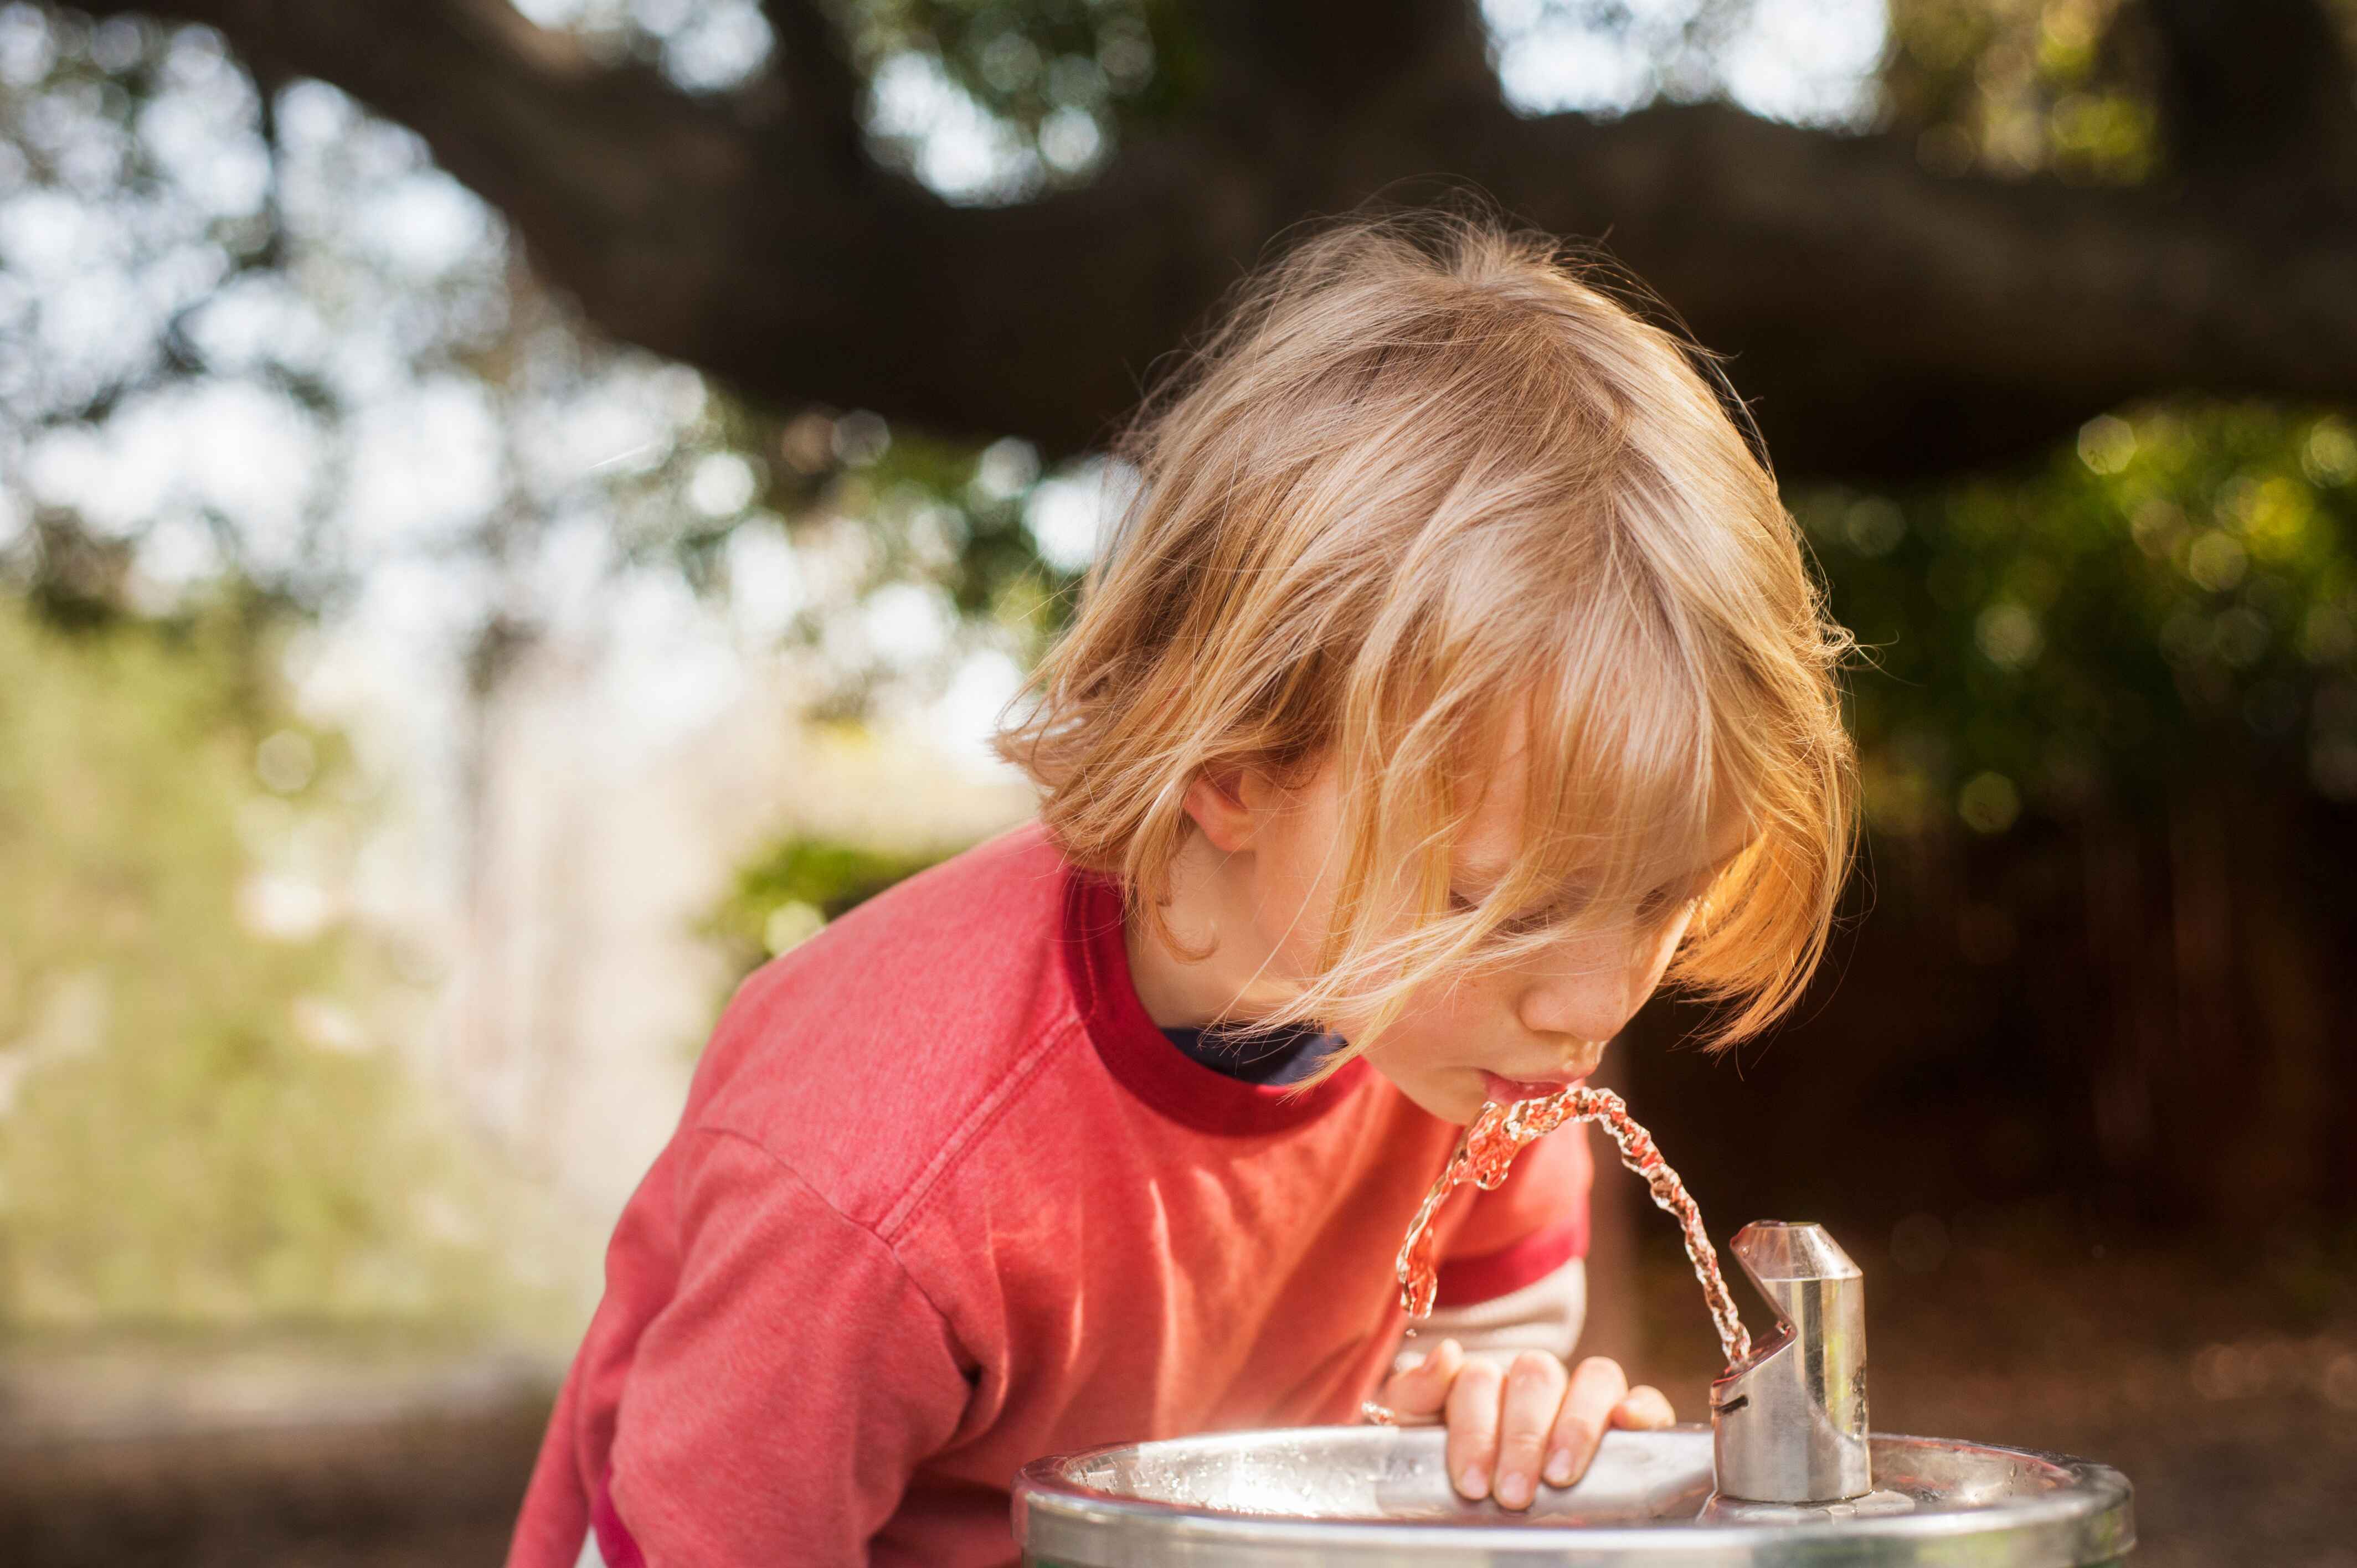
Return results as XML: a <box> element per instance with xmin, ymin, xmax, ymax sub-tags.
<box><xmin>1491</xmin><ymin>1350</ymin><xmax>1569</xmax><ymax>1510</ymax></box>
<box><xmin>1443</xmin><ymin>1355</ymin><xmax>1506</xmax><ymax>1500</ymax></box>
<box><xmin>1380</xmin><ymin>1337</ymin><xmax>1462</xmax><ymax>1418</ymax></box>
<box><xmin>1610</xmin><ymin>1384</ymin><xmax>1675</xmax><ymax>1430</ymax></box>
<box><xmin>1542</xmin><ymin>1355</ymin><xmax>1629</xmax><ymax>1488</ymax></box>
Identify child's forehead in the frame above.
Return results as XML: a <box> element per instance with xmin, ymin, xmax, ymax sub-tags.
<box><xmin>1449</xmin><ymin>709</ymin><xmax>1753</xmax><ymax>886</ymax></box>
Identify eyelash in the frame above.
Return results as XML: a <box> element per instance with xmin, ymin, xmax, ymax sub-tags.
<box><xmin>1450</xmin><ymin>885</ymin><xmax>1703</xmax><ymax>933</ymax></box>
<box><xmin>1443</xmin><ymin>891</ymin><xmax>1558</xmax><ymax>937</ymax></box>
<box><xmin>1448</xmin><ymin>890</ymin><xmax>1542</xmax><ymax>932</ymax></box>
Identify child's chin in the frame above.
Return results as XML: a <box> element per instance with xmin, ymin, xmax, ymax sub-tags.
<box><xmin>1368</xmin><ymin>1065</ymin><xmax>1483</xmax><ymax>1125</ymax></box>
<box><xmin>1431</xmin><ymin>1081</ymin><xmax>1495</xmax><ymax>1127</ymax></box>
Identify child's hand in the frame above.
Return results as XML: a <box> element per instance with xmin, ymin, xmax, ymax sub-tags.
<box><xmin>1373</xmin><ymin>1339</ymin><xmax>1675</xmax><ymax>1509</ymax></box>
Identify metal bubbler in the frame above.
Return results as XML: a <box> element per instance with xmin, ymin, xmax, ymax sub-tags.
<box><xmin>1705</xmin><ymin>1221</ymin><xmax>1902</xmax><ymax>1521</ymax></box>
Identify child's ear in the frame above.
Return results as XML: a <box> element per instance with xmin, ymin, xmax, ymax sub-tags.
<box><xmin>1181</xmin><ymin>767</ymin><xmax>1258</xmax><ymax>853</ymax></box>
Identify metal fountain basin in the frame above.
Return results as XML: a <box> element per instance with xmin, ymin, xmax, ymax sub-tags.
<box><xmin>1013</xmin><ymin>1423</ymin><xmax>2135</xmax><ymax>1566</ymax></box>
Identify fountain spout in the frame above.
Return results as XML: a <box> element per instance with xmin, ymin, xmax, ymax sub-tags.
<box><xmin>1708</xmin><ymin>1221</ymin><xmax>1872</xmax><ymax>1504</ymax></box>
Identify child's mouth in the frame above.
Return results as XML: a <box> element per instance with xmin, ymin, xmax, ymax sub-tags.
<box><xmin>1479</xmin><ymin>1070</ymin><xmax>1580</xmax><ymax>1106</ymax></box>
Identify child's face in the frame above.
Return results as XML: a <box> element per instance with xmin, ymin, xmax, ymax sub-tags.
<box><xmin>1183</xmin><ymin>714</ymin><xmax>1748</xmax><ymax>1124</ymax></box>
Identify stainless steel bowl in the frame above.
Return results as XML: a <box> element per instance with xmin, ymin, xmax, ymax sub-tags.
<box><xmin>1013</xmin><ymin>1424</ymin><xmax>2134</xmax><ymax>1566</ymax></box>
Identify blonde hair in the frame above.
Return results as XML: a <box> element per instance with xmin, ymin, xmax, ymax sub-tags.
<box><xmin>996</xmin><ymin>209</ymin><xmax>1857</xmax><ymax>1061</ymax></box>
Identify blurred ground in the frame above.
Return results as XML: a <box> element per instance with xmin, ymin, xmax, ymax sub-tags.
<box><xmin>6</xmin><ymin>1234</ymin><xmax>2350</xmax><ymax>1566</ymax></box>
<box><xmin>0</xmin><ymin>1330</ymin><xmax>554</xmax><ymax>1567</ymax></box>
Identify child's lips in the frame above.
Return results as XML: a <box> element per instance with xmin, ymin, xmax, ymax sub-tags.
<box><xmin>1480</xmin><ymin>1070</ymin><xmax>1583</xmax><ymax>1105</ymax></box>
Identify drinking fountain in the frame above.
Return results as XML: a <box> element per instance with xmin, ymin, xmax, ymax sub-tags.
<box><xmin>1012</xmin><ymin>1220</ymin><xmax>2134</xmax><ymax>1566</ymax></box>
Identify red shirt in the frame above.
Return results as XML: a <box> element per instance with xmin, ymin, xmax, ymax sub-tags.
<box><xmin>508</xmin><ymin>822</ymin><xmax>1589</xmax><ymax>1567</ymax></box>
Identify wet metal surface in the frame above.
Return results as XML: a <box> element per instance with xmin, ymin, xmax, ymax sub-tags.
<box><xmin>1014</xmin><ymin>1425</ymin><xmax>2134</xmax><ymax>1565</ymax></box>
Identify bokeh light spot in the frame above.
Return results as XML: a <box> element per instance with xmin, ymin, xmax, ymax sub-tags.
<box><xmin>1957</xmin><ymin>771</ymin><xmax>2021</xmax><ymax>834</ymax></box>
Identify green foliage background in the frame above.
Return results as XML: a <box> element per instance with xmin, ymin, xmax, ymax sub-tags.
<box><xmin>0</xmin><ymin>596</ymin><xmax>526</xmax><ymax>1329</ymax></box>
<box><xmin>1800</xmin><ymin>403</ymin><xmax>2357</xmax><ymax>838</ymax></box>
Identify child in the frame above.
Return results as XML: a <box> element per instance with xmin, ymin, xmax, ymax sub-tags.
<box><xmin>508</xmin><ymin>210</ymin><xmax>1856</xmax><ymax>1567</ymax></box>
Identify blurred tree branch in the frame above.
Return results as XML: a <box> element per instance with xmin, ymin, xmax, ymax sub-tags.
<box><xmin>74</xmin><ymin>0</ymin><xmax>2357</xmax><ymax>482</ymax></box>
<box><xmin>1186</xmin><ymin>0</ymin><xmax>1495</xmax><ymax>121</ymax></box>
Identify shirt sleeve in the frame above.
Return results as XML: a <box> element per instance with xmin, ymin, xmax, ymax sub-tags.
<box><xmin>1397</xmin><ymin>1257</ymin><xmax>1587</xmax><ymax>1371</ymax></box>
<box><xmin>1390</xmin><ymin>1122</ymin><xmax>1594</xmax><ymax>1374</ymax></box>
<box><xmin>1434</xmin><ymin>1117</ymin><xmax>1593</xmax><ymax>1309</ymax></box>
<box><xmin>605</xmin><ymin>1127</ymin><xmax>971</xmax><ymax>1567</ymax></box>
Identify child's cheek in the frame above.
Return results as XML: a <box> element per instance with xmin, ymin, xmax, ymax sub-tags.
<box><xmin>1377</xmin><ymin>973</ymin><xmax>1498</xmax><ymax>1069</ymax></box>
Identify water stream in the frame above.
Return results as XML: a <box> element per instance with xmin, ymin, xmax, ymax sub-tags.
<box><xmin>1371</xmin><ymin>1086</ymin><xmax>1750</xmax><ymax>1424</ymax></box>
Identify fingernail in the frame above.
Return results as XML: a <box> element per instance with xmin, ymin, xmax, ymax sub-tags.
<box><xmin>1459</xmin><ymin>1464</ymin><xmax>1488</xmax><ymax>1499</ymax></box>
<box><xmin>1496</xmin><ymin>1471</ymin><xmax>1531</xmax><ymax>1508</ymax></box>
<box><xmin>1543</xmin><ymin>1448</ymin><xmax>1573</xmax><ymax>1486</ymax></box>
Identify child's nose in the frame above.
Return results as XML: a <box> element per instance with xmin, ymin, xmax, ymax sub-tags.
<box><xmin>1515</xmin><ymin>934</ymin><xmax>1656</xmax><ymax>1046</ymax></box>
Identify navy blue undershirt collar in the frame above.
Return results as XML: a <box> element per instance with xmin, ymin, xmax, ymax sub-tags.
<box><xmin>1159</xmin><ymin>1020</ymin><xmax>1344</xmax><ymax>1086</ymax></box>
